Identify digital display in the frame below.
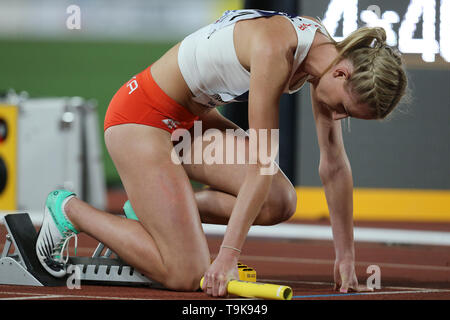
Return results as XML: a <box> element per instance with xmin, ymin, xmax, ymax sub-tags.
<box><xmin>305</xmin><ymin>0</ymin><xmax>449</xmax><ymax>63</ymax></box>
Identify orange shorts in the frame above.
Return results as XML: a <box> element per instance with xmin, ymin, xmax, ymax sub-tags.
<box><xmin>104</xmin><ymin>66</ymin><xmax>199</xmax><ymax>133</ymax></box>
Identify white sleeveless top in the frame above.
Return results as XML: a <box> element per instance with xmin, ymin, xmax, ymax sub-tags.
<box><xmin>177</xmin><ymin>9</ymin><xmax>328</xmax><ymax>108</ymax></box>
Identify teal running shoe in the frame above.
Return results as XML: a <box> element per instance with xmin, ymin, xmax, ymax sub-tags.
<box><xmin>123</xmin><ymin>200</ymin><xmax>139</xmax><ymax>221</ymax></box>
<box><xmin>35</xmin><ymin>190</ymin><xmax>79</xmax><ymax>278</ymax></box>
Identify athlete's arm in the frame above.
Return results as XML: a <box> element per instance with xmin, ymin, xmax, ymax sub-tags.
<box><xmin>202</xmin><ymin>30</ymin><xmax>293</xmax><ymax>297</ymax></box>
<box><xmin>222</xmin><ymin>36</ymin><xmax>291</xmax><ymax>249</ymax></box>
<box><xmin>310</xmin><ymin>85</ymin><xmax>371</xmax><ymax>293</ymax></box>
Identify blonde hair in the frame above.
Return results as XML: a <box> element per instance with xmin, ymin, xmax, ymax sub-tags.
<box><xmin>319</xmin><ymin>26</ymin><xmax>408</xmax><ymax>119</ymax></box>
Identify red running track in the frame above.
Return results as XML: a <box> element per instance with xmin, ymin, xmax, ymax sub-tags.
<box><xmin>0</xmin><ymin>224</ymin><xmax>449</xmax><ymax>300</ymax></box>
<box><xmin>0</xmin><ymin>188</ymin><xmax>449</xmax><ymax>301</ymax></box>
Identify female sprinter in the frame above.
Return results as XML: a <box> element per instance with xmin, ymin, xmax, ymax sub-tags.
<box><xmin>36</xmin><ymin>9</ymin><xmax>407</xmax><ymax>297</ymax></box>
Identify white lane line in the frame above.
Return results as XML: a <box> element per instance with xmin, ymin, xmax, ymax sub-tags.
<box><xmin>0</xmin><ymin>295</ymin><xmax>67</xmax><ymax>300</ymax></box>
<box><xmin>239</xmin><ymin>255</ymin><xmax>450</xmax><ymax>272</ymax></box>
<box><xmin>291</xmin><ymin>289</ymin><xmax>450</xmax><ymax>299</ymax></box>
<box><xmin>261</xmin><ymin>278</ymin><xmax>450</xmax><ymax>299</ymax></box>
<box><xmin>262</xmin><ymin>278</ymin><xmax>450</xmax><ymax>292</ymax></box>
<box><xmin>203</xmin><ymin>223</ymin><xmax>450</xmax><ymax>246</ymax></box>
<box><xmin>358</xmin><ymin>289</ymin><xmax>450</xmax><ymax>295</ymax></box>
<box><xmin>0</xmin><ymin>291</ymin><xmax>155</xmax><ymax>300</ymax></box>
<box><xmin>0</xmin><ymin>291</ymin><xmax>246</xmax><ymax>301</ymax></box>
<box><xmin>4</xmin><ymin>212</ymin><xmax>450</xmax><ymax>246</ymax></box>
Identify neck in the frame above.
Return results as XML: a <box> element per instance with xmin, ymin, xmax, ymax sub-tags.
<box><xmin>304</xmin><ymin>33</ymin><xmax>339</xmax><ymax>83</ymax></box>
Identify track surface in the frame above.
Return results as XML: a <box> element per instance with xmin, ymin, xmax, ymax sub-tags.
<box><xmin>1</xmin><ymin>189</ymin><xmax>449</xmax><ymax>301</ymax></box>
<box><xmin>1</xmin><ymin>224</ymin><xmax>449</xmax><ymax>301</ymax></box>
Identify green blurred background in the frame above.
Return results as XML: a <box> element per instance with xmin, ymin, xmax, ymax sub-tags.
<box><xmin>0</xmin><ymin>39</ymin><xmax>175</xmax><ymax>185</ymax></box>
<box><xmin>0</xmin><ymin>0</ymin><xmax>242</xmax><ymax>187</ymax></box>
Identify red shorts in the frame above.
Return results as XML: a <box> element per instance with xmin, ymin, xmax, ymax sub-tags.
<box><xmin>104</xmin><ymin>66</ymin><xmax>199</xmax><ymax>133</ymax></box>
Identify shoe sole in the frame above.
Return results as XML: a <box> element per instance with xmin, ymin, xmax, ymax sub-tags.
<box><xmin>35</xmin><ymin>206</ymin><xmax>67</xmax><ymax>278</ymax></box>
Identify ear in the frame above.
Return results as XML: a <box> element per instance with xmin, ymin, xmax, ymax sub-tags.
<box><xmin>332</xmin><ymin>67</ymin><xmax>351</xmax><ymax>80</ymax></box>
<box><xmin>332</xmin><ymin>59</ymin><xmax>353</xmax><ymax>80</ymax></box>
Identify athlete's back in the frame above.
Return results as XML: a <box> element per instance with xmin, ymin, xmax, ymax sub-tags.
<box><xmin>177</xmin><ymin>9</ymin><xmax>328</xmax><ymax>107</ymax></box>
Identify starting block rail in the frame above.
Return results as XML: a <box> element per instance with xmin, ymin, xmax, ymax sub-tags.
<box><xmin>67</xmin><ymin>256</ymin><xmax>158</xmax><ymax>286</ymax></box>
<box><xmin>0</xmin><ymin>213</ymin><xmax>161</xmax><ymax>288</ymax></box>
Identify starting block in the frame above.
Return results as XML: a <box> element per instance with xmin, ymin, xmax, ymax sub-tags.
<box><xmin>0</xmin><ymin>213</ymin><xmax>161</xmax><ymax>288</ymax></box>
<box><xmin>0</xmin><ymin>213</ymin><xmax>258</xmax><ymax>289</ymax></box>
<box><xmin>237</xmin><ymin>262</ymin><xmax>257</xmax><ymax>282</ymax></box>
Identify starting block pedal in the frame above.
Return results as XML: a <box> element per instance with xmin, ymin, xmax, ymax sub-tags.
<box><xmin>0</xmin><ymin>213</ymin><xmax>65</xmax><ymax>286</ymax></box>
<box><xmin>0</xmin><ymin>213</ymin><xmax>161</xmax><ymax>288</ymax></box>
<box><xmin>238</xmin><ymin>262</ymin><xmax>257</xmax><ymax>282</ymax></box>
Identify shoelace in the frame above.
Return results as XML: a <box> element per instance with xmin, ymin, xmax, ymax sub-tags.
<box><xmin>52</xmin><ymin>230</ymin><xmax>78</xmax><ymax>263</ymax></box>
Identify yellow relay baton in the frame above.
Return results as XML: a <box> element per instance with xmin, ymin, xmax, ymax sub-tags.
<box><xmin>200</xmin><ymin>277</ymin><xmax>293</xmax><ymax>300</ymax></box>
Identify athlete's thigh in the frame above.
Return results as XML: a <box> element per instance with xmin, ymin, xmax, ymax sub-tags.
<box><xmin>105</xmin><ymin>124</ymin><xmax>210</xmax><ymax>267</ymax></box>
<box><xmin>181</xmin><ymin>127</ymin><xmax>292</xmax><ymax>196</ymax></box>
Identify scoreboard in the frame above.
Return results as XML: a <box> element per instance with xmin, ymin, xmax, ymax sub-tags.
<box><xmin>302</xmin><ymin>0</ymin><xmax>450</xmax><ymax>64</ymax></box>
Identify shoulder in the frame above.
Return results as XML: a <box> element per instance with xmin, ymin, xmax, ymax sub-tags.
<box><xmin>233</xmin><ymin>15</ymin><xmax>297</xmax><ymax>69</ymax></box>
<box><xmin>298</xmin><ymin>16</ymin><xmax>332</xmax><ymax>41</ymax></box>
<box><xmin>247</xmin><ymin>15</ymin><xmax>297</xmax><ymax>55</ymax></box>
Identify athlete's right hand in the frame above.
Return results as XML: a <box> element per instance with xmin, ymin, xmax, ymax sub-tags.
<box><xmin>201</xmin><ymin>250</ymin><xmax>240</xmax><ymax>297</ymax></box>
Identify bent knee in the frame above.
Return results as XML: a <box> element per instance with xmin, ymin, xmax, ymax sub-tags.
<box><xmin>258</xmin><ymin>183</ymin><xmax>297</xmax><ymax>225</ymax></box>
<box><xmin>163</xmin><ymin>270</ymin><xmax>205</xmax><ymax>292</ymax></box>
<box><xmin>161</xmin><ymin>260</ymin><xmax>208</xmax><ymax>292</ymax></box>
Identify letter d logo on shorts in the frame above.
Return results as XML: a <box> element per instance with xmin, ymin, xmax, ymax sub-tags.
<box><xmin>127</xmin><ymin>76</ymin><xmax>138</xmax><ymax>95</ymax></box>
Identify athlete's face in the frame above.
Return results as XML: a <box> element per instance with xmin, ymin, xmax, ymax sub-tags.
<box><xmin>315</xmin><ymin>59</ymin><xmax>373</xmax><ymax>120</ymax></box>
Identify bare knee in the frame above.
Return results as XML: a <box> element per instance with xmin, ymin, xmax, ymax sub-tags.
<box><xmin>257</xmin><ymin>180</ymin><xmax>297</xmax><ymax>225</ymax></box>
<box><xmin>163</xmin><ymin>268</ymin><xmax>207</xmax><ymax>292</ymax></box>
<box><xmin>160</xmin><ymin>258</ymin><xmax>209</xmax><ymax>292</ymax></box>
